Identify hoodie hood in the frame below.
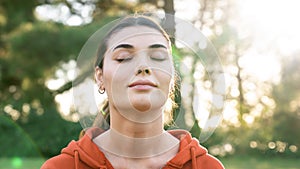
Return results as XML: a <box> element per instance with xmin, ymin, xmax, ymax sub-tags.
<box><xmin>56</xmin><ymin>127</ymin><xmax>222</xmax><ymax>169</ymax></box>
<box><xmin>166</xmin><ymin>130</ymin><xmax>206</xmax><ymax>168</ymax></box>
<box><xmin>61</xmin><ymin>128</ymin><xmax>112</xmax><ymax>169</ymax></box>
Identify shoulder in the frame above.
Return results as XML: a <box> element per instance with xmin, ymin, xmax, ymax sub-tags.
<box><xmin>197</xmin><ymin>153</ymin><xmax>225</xmax><ymax>169</ymax></box>
<box><xmin>41</xmin><ymin>139</ymin><xmax>80</xmax><ymax>169</ymax></box>
<box><xmin>168</xmin><ymin>129</ymin><xmax>224</xmax><ymax>169</ymax></box>
<box><xmin>40</xmin><ymin>137</ymin><xmax>82</xmax><ymax>169</ymax></box>
<box><xmin>41</xmin><ymin>128</ymin><xmax>107</xmax><ymax>169</ymax></box>
<box><xmin>41</xmin><ymin>153</ymin><xmax>75</xmax><ymax>169</ymax></box>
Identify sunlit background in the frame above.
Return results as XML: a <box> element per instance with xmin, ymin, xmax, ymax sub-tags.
<box><xmin>1</xmin><ymin>0</ymin><xmax>300</xmax><ymax>168</ymax></box>
<box><xmin>43</xmin><ymin>0</ymin><xmax>299</xmax><ymax>137</ymax></box>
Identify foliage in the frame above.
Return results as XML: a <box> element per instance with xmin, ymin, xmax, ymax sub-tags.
<box><xmin>1</xmin><ymin>0</ymin><xmax>300</xmax><ymax>159</ymax></box>
<box><xmin>270</xmin><ymin>54</ymin><xmax>300</xmax><ymax>157</ymax></box>
<box><xmin>0</xmin><ymin>114</ymin><xmax>41</xmax><ymax>157</ymax></box>
<box><xmin>0</xmin><ymin>13</ymin><xmax>124</xmax><ymax>156</ymax></box>
<box><xmin>0</xmin><ymin>1</ymin><xmax>117</xmax><ymax>157</ymax></box>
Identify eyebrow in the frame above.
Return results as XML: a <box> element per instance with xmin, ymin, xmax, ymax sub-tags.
<box><xmin>149</xmin><ymin>44</ymin><xmax>167</xmax><ymax>49</ymax></box>
<box><xmin>113</xmin><ymin>44</ymin><xmax>133</xmax><ymax>51</ymax></box>
<box><xmin>113</xmin><ymin>43</ymin><xmax>167</xmax><ymax>51</ymax></box>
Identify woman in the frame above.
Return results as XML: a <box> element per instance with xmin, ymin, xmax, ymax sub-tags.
<box><xmin>41</xmin><ymin>15</ymin><xmax>225</xmax><ymax>169</ymax></box>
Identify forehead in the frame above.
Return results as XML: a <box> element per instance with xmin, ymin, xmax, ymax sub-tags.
<box><xmin>107</xmin><ymin>26</ymin><xmax>169</xmax><ymax>50</ymax></box>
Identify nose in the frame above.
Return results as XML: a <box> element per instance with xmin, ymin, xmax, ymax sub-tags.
<box><xmin>136</xmin><ymin>67</ymin><xmax>151</xmax><ymax>75</ymax></box>
<box><xmin>135</xmin><ymin>51</ymin><xmax>152</xmax><ymax>75</ymax></box>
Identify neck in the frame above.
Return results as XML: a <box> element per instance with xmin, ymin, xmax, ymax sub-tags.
<box><xmin>93</xmin><ymin>105</ymin><xmax>179</xmax><ymax>158</ymax></box>
<box><xmin>110</xmin><ymin>105</ymin><xmax>164</xmax><ymax>138</ymax></box>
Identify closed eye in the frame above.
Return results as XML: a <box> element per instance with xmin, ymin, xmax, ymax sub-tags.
<box><xmin>113</xmin><ymin>50</ymin><xmax>133</xmax><ymax>62</ymax></box>
<box><xmin>149</xmin><ymin>51</ymin><xmax>168</xmax><ymax>61</ymax></box>
<box><xmin>116</xmin><ymin>57</ymin><xmax>132</xmax><ymax>62</ymax></box>
<box><xmin>151</xmin><ymin>56</ymin><xmax>165</xmax><ymax>61</ymax></box>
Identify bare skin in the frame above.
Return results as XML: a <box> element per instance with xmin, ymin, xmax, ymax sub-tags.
<box><xmin>94</xmin><ymin>26</ymin><xmax>179</xmax><ymax>168</ymax></box>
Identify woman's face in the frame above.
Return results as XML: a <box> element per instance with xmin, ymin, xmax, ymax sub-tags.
<box><xmin>96</xmin><ymin>26</ymin><xmax>174</xmax><ymax>123</ymax></box>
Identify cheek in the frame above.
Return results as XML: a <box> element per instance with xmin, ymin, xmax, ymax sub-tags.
<box><xmin>102</xmin><ymin>64</ymin><xmax>131</xmax><ymax>97</ymax></box>
<box><xmin>157</xmin><ymin>71</ymin><xmax>173</xmax><ymax>93</ymax></box>
<box><xmin>102</xmin><ymin>68</ymin><xmax>112</xmax><ymax>86</ymax></box>
<box><xmin>102</xmin><ymin>59</ymin><xmax>121</xmax><ymax>85</ymax></box>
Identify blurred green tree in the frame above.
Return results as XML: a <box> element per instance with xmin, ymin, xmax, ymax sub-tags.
<box><xmin>1</xmin><ymin>0</ymin><xmax>299</xmax><ymax>158</ymax></box>
<box><xmin>271</xmin><ymin>54</ymin><xmax>300</xmax><ymax>156</ymax></box>
<box><xmin>0</xmin><ymin>0</ymin><xmax>178</xmax><ymax>157</ymax></box>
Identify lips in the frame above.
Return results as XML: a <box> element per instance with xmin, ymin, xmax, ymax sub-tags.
<box><xmin>128</xmin><ymin>80</ymin><xmax>157</xmax><ymax>88</ymax></box>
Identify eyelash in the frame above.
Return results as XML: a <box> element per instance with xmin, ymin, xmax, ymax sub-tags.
<box><xmin>150</xmin><ymin>56</ymin><xmax>165</xmax><ymax>61</ymax></box>
<box><xmin>150</xmin><ymin>52</ymin><xmax>168</xmax><ymax>61</ymax></box>
<box><xmin>116</xmin><ymin>56</ymin><xmax>166</xmax><ymax>62</ymax></box>
<box><xmin>114</xmin><ymin>51</ymin><xmax>133</xmax><ymax>62</ymax></box>
<box><xmin>116</xmin><ymin>58</ymin><xmax>132</xmax><ymax>62</ymax></box>
<box><xmin>114</xmin><ymin>51</ymin><xmax>168</xmax><ymax>62</ymax></box>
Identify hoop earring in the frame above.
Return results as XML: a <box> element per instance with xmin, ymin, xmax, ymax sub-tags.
<box><xmin>98</xmin><ymin>88</ymin><xmax>105</xmax><ymax>94</ymax></box>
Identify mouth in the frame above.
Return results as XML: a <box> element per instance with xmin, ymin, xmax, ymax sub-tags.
<box><xmin>128</xmin><ymin>80</ymin><xmax>157</xmax><ymax>89</ymax></box>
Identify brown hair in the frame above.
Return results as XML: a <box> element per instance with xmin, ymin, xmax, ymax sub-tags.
<box><xmin>91</xmin><ymin>15</ymin><xmax>177</xmax><ymax>131</ymax></box>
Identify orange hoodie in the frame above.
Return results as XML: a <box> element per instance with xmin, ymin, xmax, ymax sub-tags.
<box><xmin>41</xmin><ymin>128</ymin><xmax>224</xmax><ymax>169</ymax></box>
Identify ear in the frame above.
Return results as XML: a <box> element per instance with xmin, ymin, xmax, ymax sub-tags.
<box><xmin>95</xmin><ymin>67</ymin><xmax>104</xmax><ymax>87</ymax></box>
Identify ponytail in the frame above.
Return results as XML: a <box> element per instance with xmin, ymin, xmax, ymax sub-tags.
<box><xmin>79</xmin><ymin>100</ymin><xmax>110</xmax><ymax>139</ymax></box>
<box><xmin>92</xmin><ymin>99</ymin><xmax>110</xmax><ymax>128</ymax></box>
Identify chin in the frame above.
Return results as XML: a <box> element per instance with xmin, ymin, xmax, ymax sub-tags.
<box><xmin>130</xmin><ymin>97</ymin><xmax>152</xmax><ymax>112</ymax></box>
<box><xmin>132</xmin><ymin>103</ymin><xmax>151</xmax><ymax>112</ymax></box>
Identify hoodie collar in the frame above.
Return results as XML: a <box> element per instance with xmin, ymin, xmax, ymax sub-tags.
<box><xmin>61</xmin><ymin>128</ymin><xmax>207</xmax><ymax>169</ymax></box>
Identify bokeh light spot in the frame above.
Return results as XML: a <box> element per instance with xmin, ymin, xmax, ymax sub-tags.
<box><xmin>11</xmin><ymin>157</ymin><xmax>22</xmax><ymax>168</ymax></box>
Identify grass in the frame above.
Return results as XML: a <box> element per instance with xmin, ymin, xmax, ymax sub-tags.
<box><xmin>0</xmin><ymin>155</ymin><xmax>299</xmax><ymax>169</ymax></box>
<box><xmin>0</xmin><ymin>157</ymin><xmax>45</xmax><ymax>169</ymax></box>
<box><xmin>220</xmin><ymin>155</ymin><xmax>300</xmax><ymax>169</ymax></box>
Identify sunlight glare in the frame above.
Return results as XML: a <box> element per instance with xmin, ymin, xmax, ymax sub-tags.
<box><xmin>237</xmin><ymin>0</ymin><xmax>300</xmax><ymax>55</ymax></box>
<box><xmin>242</xmin><ymin>114</ymin><xmax>254</xmax><ymax>125</ymax></box>
<box><xmin>35</xmin><ymin>3</ymin><xmax>94</xmax><ymax>26</ymax></box>
<box><xmin>223</xmin><ymin>100</ymin><xmax>240</xmax><ymax>127</ymax></box>
<box><xmin>238</xmin><ymin>50</ymin><xmax>281</xmax><ymax>83</ymax></box>
<box><xmin>175</xmin><ymin>0</ymin><xmax>200</xmax><ymax>21</ymax></box>
<box><xmin>46</xmin><ymin>79</ymin><xmax>65</xmax><ymax>90</ymax></box>
<box><xmin>66</xmin><ymin>15</ymin><xmax>83</xmax><ymax>26</ymax></box>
